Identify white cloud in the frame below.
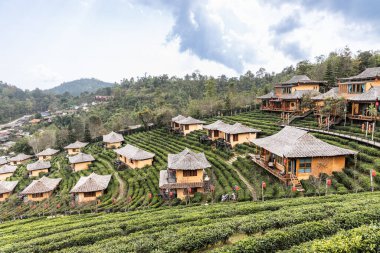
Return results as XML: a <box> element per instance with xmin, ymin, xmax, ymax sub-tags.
<box><xmin>27</xmin><ymin>64</ymin><xmax>63</xmax><ymax>90</ymax></box>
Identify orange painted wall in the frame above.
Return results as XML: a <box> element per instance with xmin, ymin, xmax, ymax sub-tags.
<box><xmin>229</xmin><ymin>133</ymin><xmax>257</xmax><ymax>147</ymax></box>
<box><xmin>27</xmin><ymin>191</ymin><xmax>53</xmax><ymax>201</ymax></box>
<box><xmin>176</xmin><ymin>187</ymin><xmax>204</xmax><ymax>200</ymax></box>
<box><xmin>105</xmin><ymin>142</ymin><xmax>122</xmax><ymax>149</ymax></box>
<box><xmin>118</xmin><ymin>155</ymin><xmax>153</xmax><ymax>169</ymax></box>
<box><xmin>38</xmin><ymin>155</ymin><xmax>53</xmax><ymax>161</ymax></box>
<box><xmin>176</xmin><ymin>169</ymin><xmax>204</xmax><ymax>183</ymax></box>
<box><xmin>0</xmin><ymin>173</ymin><xmax>13</xmax><ymax>181</ymax></box>
<box><xmin>72</xmin><ymin>162</ymin><xmax>92</xmax><ymax>172</ymax></box>
<box><xmin>77</xmin><ymin>191</ymin><xmax>103</xmax><ymax>203</ymax></box>
<box><xmin>0</xmin><ymin>192</ymin><xmax>10</xmax><ymax>201</ymax></box>
<box><xmin>181</xmin><ymin>124</ymin><xmax>203</xmax><ymax>135</ymax></box>
<box><xmin>296</xmin><ymin>156</ymin><xmax>346</xmax><ymax>180</ymax></box>
<box><xmin>30</xmin><ymin>169</ymin><xmax>49</xmax><ymax>177</ymax></box>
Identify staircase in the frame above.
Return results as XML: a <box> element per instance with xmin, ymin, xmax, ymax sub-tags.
<box><xmin>279</xmin><ymin>110</ymin><xmax>314</xmax><ymax>126</ymax></box>
<box><xmin>290</xmin><ymin>174</ymin><xmax>304</xmax><ymax>191</ymax></box>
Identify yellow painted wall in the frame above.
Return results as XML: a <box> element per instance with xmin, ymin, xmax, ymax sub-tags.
<box><xmin>181</xmin><ymin>124</ymin><xmax>203</xmax><ymax>136</ymax></box>
<box><xmin>77</xmin><ymin>191</ymin><xmax>102</xmax><ymax>203</ymax></box>
<box><xmin>67</xmin><ymin>148</ymin><xmax>81</xmax><ymax>155</ymax></box>
<box><xmin>230</xmin><ymin>133</ymin><xmax>257</xmax><ymax>147</ymax></box>
<box><xmin>10</xmin><ymin>159</ymin><xmax>30</xmax><ymax>166</ymax></box>
<box><xmin>72</xmin><ymin>162</ymin><xmax>92</xmax><ymax>172</ymax></box>
<box><xmin>0</xmin><ymin>173</ymin><xmax>13</xmax><ymax>181</ymax></box>
<box><xmin>27</xmin><ymin>191</ymin><xmax>53</xmax><ymax>201</ymax></box>
<box><xmin>176</xmin><ymin>169</ymin><xmax>204</xmax><ymax>183</ymax></box>
<box><xmin>296</xmin><ymin>156</ymin><xmax>346</xmax><ymax>180</ymax></box>
<box><xmin>292</xmin><ymin>84</ymin><xmax>319</xmax><ymax>92</ymax></box>
<box><xmin>176</xmin><ymin>187</ymin><xmax>204</xmax><ymax>200</ymax></box>
<box><xmin>38</xmin><ymin>155</ymin><xmax>53</xmax><ymax>161</ymax></box>
<box><xmin>208</xmin><ymin>130</ymin><xmax>226</xmax><ymax>141</ymax></box>
<box><xmin>365</xmin><ymin>80</ymin><xmax>380</xmax><ymax>91</ymax></box>
<box><xmin>118</xmin><ymin>155</ymin><xmax>153</xmax><ymax>169</ymax></box>
<box><xmin>30</xmin><ymin>169</ymin><xmax>48</xmax><ymax>177</ymax></box>
<box><xmin>105</xmin><ymin>142</ymin><xmax>122</xmax><ymax>149</ymax></box>
<box><xmin>0</xmin><ymin>192</ymin><xmax>10</xmax><ymax>202</ymax></box>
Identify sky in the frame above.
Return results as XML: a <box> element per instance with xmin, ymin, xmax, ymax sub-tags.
<box><xmin>0</xmin><ymin>0</ymin><xmax>379</xmax><ymax>90</ymax></box>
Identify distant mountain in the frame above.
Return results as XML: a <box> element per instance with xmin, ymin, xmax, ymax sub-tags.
<box><xmin>47</xmin><ymin>78</ymin><xmax>114</xmax><ymax>96</ymax></box>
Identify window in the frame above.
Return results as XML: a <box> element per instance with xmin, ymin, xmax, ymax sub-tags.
<box><xmin>299</xmin><ymin>158</ymin><xmax>312</xmax><ymax>173</ymax></box>
<box><xmin>214</xmin><ymin>130</ymin><xmax>219</xmax><ymax>137</ymax></box>
<box><xmin>283</xmin><ymin>87</ymin><xmax>291</xmax><ymax>94</ymax></box>
<box><xmin>31</xmin><ymin>193</ymin><xmax>44</xmax><ymax>198</ymax></box>
<box><xmin>348</xmin><ymin>83</ymin><xmax>365</xmax><ymax>94</ymax></box>
<box><xmin>84</xmin><ymin>192</ymin><xmax>97</xmax><ymax>198</ymax></box>
<box><xmin>183</xmin><ymin>170</ymin><xmax>198</xmax><ymax>177</ymax></box>
<box><xmin>0</xmin><ymin>193</ymin><xmax>3</xmax><ymax>198</ymax></box>
<box><xmin>185</xmin><ymin>125</ymin><xmax>189</xmax><ymax>130</ymax></box>
<box><xmin>233</xmin><ymin>134</ymin><xmax>239</xmax><ymax>142</ymax></box>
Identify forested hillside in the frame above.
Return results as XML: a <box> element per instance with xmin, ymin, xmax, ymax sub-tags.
<box><xmin>47</xmin><ymin>78</ymin><xmax>114</xmax><ymax>96</ymax></box>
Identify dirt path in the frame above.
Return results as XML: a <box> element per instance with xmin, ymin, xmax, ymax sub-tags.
<box><xmin>227</xmin><ymin>154</ymin><xmax>258</xmax><ymax>201</ymax></box>
<box><xmin>114</xmin><ymin>171</ymin><xmax>126</xmax><ymax>201</ymax></box>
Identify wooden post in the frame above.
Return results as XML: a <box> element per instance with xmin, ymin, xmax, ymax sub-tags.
<box><xmin>370</xmin><ymin>169</ymin><xmax>374</xmax><ymax>192</ymax></box>
<box><xmin>372</xmin><ymin>122</ymin><xmax>375</xmax><ymax>141</ymax></box>
<box><xmin>366</xmin><ymin>121</ymin><xmax>369</xmax><ymax>138</ymax></box>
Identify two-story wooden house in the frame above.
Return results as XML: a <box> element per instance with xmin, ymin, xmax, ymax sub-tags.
<box><xmin>70</xmin><ymin>173</ymin><xmax>111</xmax><ymax>203</ymax></box>
<box><xmin>251</xmin><ymin>126</ymin><xmax>357</xmax><ymax>190</ymax></box>
<box><xmin>159</xmin><ymin>148</ymin><xmax>211</xmax><ymax>200</ymax></box>
<box><xmin>36</xmin><ymin>148</ymin><xmax>59</xmax><ymax>161</ymax></box>
<box><xmin>203</xmin><ymin>121</ymin><xmax>261</xmax><ymax>147</ymax></box>
<box><xmin>259</xmin><ymin>75</ymin><xmax>324</xmax><ymax>113</ymax></box>
<box><xmin>0</xmin><ymin>181</ymin><xmax>18</xmax><ymax>202</ymax></box>
<box><xmin>21</xmin><ymin>176</ymin><xmax>61</xmax><ymax>201</ymax></box>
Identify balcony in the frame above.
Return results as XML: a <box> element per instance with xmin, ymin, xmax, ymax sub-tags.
<box><xmin>347</xmin><ymin>114</ymin><xmax>380</xmax><ymax>121</ymax></box>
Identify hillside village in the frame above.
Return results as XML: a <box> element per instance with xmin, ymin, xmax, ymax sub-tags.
<box><xmin>1</xmin><ymin>68</ymin><xmax>380</xmax><ymax>218</ymax></box>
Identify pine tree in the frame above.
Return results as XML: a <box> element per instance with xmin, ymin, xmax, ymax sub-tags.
<box><xmin>84</xmin><ymin>123</ymin><xmax>92</xmax><ymax>143</ymax></box>
<box><xmin>324</xmin><ymin>61</ymin><xmax>335</xmax><ymax>89</ymax></box>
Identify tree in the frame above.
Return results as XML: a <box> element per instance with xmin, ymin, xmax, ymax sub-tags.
<box><xmin>324</xmin><ymin>61</ymin><xmax>335</xmax><ymax>89</ymax></box>
<box><xmin>204</xmin><ymin>78</ymin><xmax>217</xmax><ymax>98</ymax></box>
<box><xmin>84</xmin><ymin>123</ymin><xmax>92</xmax><ymax>143</ymax></box>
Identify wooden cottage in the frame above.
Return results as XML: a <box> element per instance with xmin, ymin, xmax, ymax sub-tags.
<box><xmin>21</xmin><ymin>176</ymin><xmax>61</xmax><ymax>201</ymax></box>
<box><xmin>175</xmin><ymin>117</ymin><xmax>205</xmax><ymax>136</ymax></box>
<box><xmin>0</xmin><ymin>157</ymin><xmax>7</xmax><ymax>166</ymax></box>
<box><xmin>103</xmin><ymin>131</ymin><xmax>124</xmax><ymax>148</ymax></box>
<box><xmin>337</xmin><ymin>67</ymin><xmax>380</xmax><ymax>121</ymax></box>
<box><xmin>64</xmin><ymin>141</ymin><xmax>88</xmax><ymax>156</ymax></box>
<box><xmin>68</xmin><ymin>153</ymin><xmax>95</xmax><ymax>172</ymax></box>
<box><xmin>204</xmin><ymin>120</ymin><xmax>261</xmax><ymax>147</ymax></box>
<box><xmin>259</xmin><ymin>75</ymin><xmax>324</xmax><ymax>113</ymax></box>
<box><xmin>171</xmin><ymin>115</ymin><xmax>186</xmax><ymax>131</ymax></box>
<box><xmin>312</xmin><ymin>88</ymin><xmax>341</xmax><ymax>113</ymax></box>
<box><xmin>251</xmin><ymin>126</ymin><xmax>357</xmax><ymax>189</ymax></box>
<box><xmin>0</xmin><ymin>165</ymin><xmax>17</xmax><ymax>181</ymax></box>
<box><xmin>70</xmin><ymin>173</ymin><xmax>111</xmax><ymax>203</ymax></box>
<box><xmin>36</xmin><ymin>148</ymin><xmax>59</xmax><ymax>161</ymax></box>
<box><xmin>114</xmin><ymin>144</ymin><xmax>155</xmax><ymax>169</ymax></box>
<box><xmin>27</xmin><ymin>160</ymin><xmax>51</xmax><ymax>177</ymax></box>
<box><xmin>9</xmin><ymin>153</ymin><xmax>33</xmax><ymax>165</ymax></box>
<box><xmin>0</xmin><ymin>181</ymin><xmax>19</xmax><ymax>202</ymax></box>
<box><xmin>159</xmin><ymin>148</ymin><xmax>211</xmax><ymax>200</ymax></box>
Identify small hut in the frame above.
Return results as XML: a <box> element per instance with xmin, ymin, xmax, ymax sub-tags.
<box><xmin>0</xmin><ymin>165</ymin><xmax>17</xmax><ymax>181</ymax></box>
<box><xmin>35</xmin><ymin>148</ymin><xmax>60</xmax><ymax>161</ymax></box>
<box><xmin>114</xmin><ymin>144</ymin><xmax>155</xmax><ymax>169</ymax></box>
<box><xmin>64</xmin><ymin>141</ymin><xmax>88</xmax><ymax>156</ymax></box>
<box><xmin>159</xmin><ymin>148</ymin><xmax>211</xmax><ymax>200</ymax></box>
<box><xmin>70</xmin><ymin>173</ymin><xmax>111</xmax><ymax>203</ymax></box>
<box><xmin>175</xmin><ymin>117</ymin><xmax>206</xmax><ymax>136</ymax></box>
<box><xmin>21</xmin><ymin>176</ymin><xmax>61</xmax><ymax>201</ymax></box>
<box><xmin>9</xmin><ymin>153</ymin><xmax>33</xmax><ymax>165</ymax></box>
<box><xmin>68</xmin><ymin>153</ymin><xmax>95</xmax><ymax>172</ymax></box>
<box><xmin>171</xmin><ymin>115</ymin><xmax>186</xmax><ymax>130</ymax></box>
<box><xmin>0</xmin><ymin>181</ymin><xmax>19</xmax><ymax>201</ymax></box>
<box><xmin>103</xmin><ymin>132</ymin><xmax>124</xmax><ymax>148</ymax></box>
<box><xmin>27</xmin><ymin>160</ymin><xmax>51</xmax><ymax>177</ymax></box>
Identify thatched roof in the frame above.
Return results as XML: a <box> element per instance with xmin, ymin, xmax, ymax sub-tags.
<box><xmin>21</xmin><ymin>176</ymin><xmax>61</xmax><ymax>194</ymax></box>
<box><xmin>204</xmin><ymin>120</ymin><xmax>260</xmax><ymax>134</ymax></box>
<box><xmin>114</xmin><ymin>144</ymin><xmax>155</xmax><ymax>160</ymax></box>
<box><xmin>176</xmin><ymin>116</ymin><xmax>205</xmax><ymax>125</ymax></box>
<box><xmin>340</xmin><ymin>67</ymin><xmax>380</xmax><ymax>82</ymax></box>
<box><xmin>68</xmin><ymin>153</ymin><xmax>95</xmax><ymax>164</ymax></box>
<box><xmin>172</xmin><ymin>115</ymin><xmax>186</xmax><ymax>122</ymax></box>
<box><xmin>348</xmin><ymin>86</ymin><xmax>380</xmax><ymax>102</ymax></box>
<box><xmin>103</xmin><ymin>132</ymin><xmax>124</xmax><ymax>143</ymax></box>
<box><xmin>36</xmin><ymin>148</ymin><xmax>59</xmax><ymax>157</ymax></box>
<box><xmin>0</xmin><ymin>158</ymin><xmax>7</xmax><ymax>166</ymax></box>
<box><xmin>70</xmin><ymin>173</ymin><xmax>111</xmax><ymax>193</ymax></box>
<box><xmin>312</xmin><ymin>88</ymin><xmax>340</xmax><ymax>101</ymax></box>
<box><xmin>222</xmin><ymin>123</ymin><xmax>261</xmax><ymax>135</ymax></box>
<box><xmin>0</xmin><ymin>181</ymin><xmax>18</xmax><ymax>194</ymax></box>
<box><xmin>27</xmin><ymin>160</ymin><xmax>51</xmax><ymax>171</ymax></box>
<box><xmin>203</xmin><ymin>120</ymin><xmax>230</xmax><ymax>130</ymax></box>
<box><xmin>278</xmin><ymin>75</ymin><xmax>326</xmax><ymax>85</ymax></box>
<box><xmin>159</xmin><ymin>170</ymin><xmax>203</xmax><ymax>189</ymax></box>
<box><xmin>251</xmin><ymin>126</ymin><xmax>357</xmax><ymax>158</ymax></box>
<box><xmin>168</xmin><ymin>148</ymin><xmax>211</xmax><ymax>170</ymax></box>
<box><xmin>64</xmin><ymin>141</ymin><xmax>88</xmax><ymax>149</ymax></box>
<box><xmin>0</xmin><ymin>165</ymin><xmax>17</xmax><ymax>174</ymax></box>
<box><xmin>9</xmin><ymin>153</ymin><xmax>33</xmax><ymax>162</ymax></box>
<box><xmin>257</xmin><ymin>91</ymin><xmax>277</xmax><ymax>99</ymax></box>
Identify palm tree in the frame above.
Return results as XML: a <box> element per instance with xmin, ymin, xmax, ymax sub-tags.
<box><xmin>368</xmin><ymin>104</ymin><xmax>377</xmax><ymax>120</ymax></box>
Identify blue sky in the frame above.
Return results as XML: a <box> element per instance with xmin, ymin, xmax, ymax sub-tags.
<box><xmin>0</xmin><ymin>0</ymin><xmax>379</xmax><ymax>90</ymax></box>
